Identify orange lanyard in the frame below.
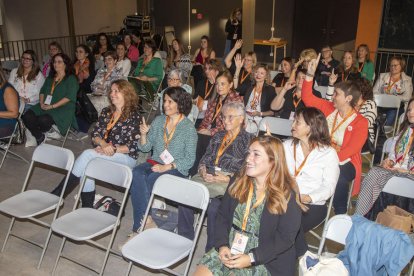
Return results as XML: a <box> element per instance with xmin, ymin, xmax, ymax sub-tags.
<box><xmin>240</xmin><ymin>70</ymin><xmax>250</xmax><ymax>84</ymax></box>
<box><xmin>385</xmin><ymin>76</ymin><xmax>400</xmax><ymax>94</ymax></box>
<box><xmin>50</xmin><ymin>77</ymin><xmax>63</xmax><ymax>95</ymax></box>
<box><xmin>358</xmin><ymin>61</ymin><xmax>365</xmax><ymax>73</ymax></box>
<box><xmin>293</xmin><ymin>144</ymin><xmax>312</xmax><ymax>177</ymax></box>
<box><xmin>163</xmin><ymin>115</ymin><xmax>182</xmax><ymax>149</ymax></box>
<box><xmin>104</xmin><ymin>112</ymin><xmax>121</xmax><ymax>140</ymax></box>
<box><xmin>204</xmin><ymin>80</ymin><xmax>214</xmax><ymax>99</ymax></box>
<box><xmin>341</xmin><ymin>72</ymin><xmax>350</xmax><ymax>82</ymax></box>
<box><xmin>212</xmin><ymin>97</ymin><xmax>224</xmax><ymax>122</ymax></box>
<box><xmin>242</xmin><ymin>182</ymin><xmax>266</xmax><ymax>231</ymax></box>
<box><xmin>214</xmin><ymin>130</ymin><xmax>239</xmax><ymax>166</ymax></box>
<box><xmin>293</xmin><ymin>91</ymin><xmax>301</xmax><ymax>109</ymax></box>
<box><xmin>250</xmin><ymin>88</ymin><xmax>262</xmax><ymax>110</ymax></box>
<box><xmin>330</xmin><ymin>110</ymin><xmax>354</xmax><ymax>140</ymax></box>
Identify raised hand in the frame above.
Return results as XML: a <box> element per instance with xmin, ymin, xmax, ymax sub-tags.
<box><xmin>307</xmin><ymin>53</ymin><xmax>321</xmax><ymax>76</ymax></box>
<box><xmin>329</xmin><ymin>68</ymin><xmax>338</xmax><ymax>85</ymax></box>
<box><xmin>140</xmin><ymin>117</ymin><xmax>150</xmax><ymax>135</ymax></box>
<box><xmin>234</xmin><ymin>39</ymin><xmax>243</xmax><ymax>50</ymax></box>
<box><xmin>283</xmin><ymin>81</ymin><xmax>296</xmax><ymax>91</ymax></box>
<box><xmin>294</xmin><ymin>57</ymin><xmax>304</xmax><ymax>70</ymax></box>
<box><xmin>234</xmin><ymin>54</ymin><xmax>244</xmax><ymax>69</ymax></box>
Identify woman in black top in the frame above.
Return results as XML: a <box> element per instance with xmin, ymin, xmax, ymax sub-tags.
<box><xmin>336</xmin><ymin>51</ymin><xmax>360</xmax><ymax>83</ymax></box>
<box><xmin>223</xmin><ymin>8</ymin><xmax>242</xmax><ymax>57</ymax></box>
<box><xmin>272</xmin><ymin>57</ymin><xmax>293</xmax><ymax>94</ymax></box>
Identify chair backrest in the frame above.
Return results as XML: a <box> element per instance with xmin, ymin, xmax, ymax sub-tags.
<box><xmin>257</xmin><ymin>117</ymin><xmax>293</xmax><ymax>137</ymax></box>
<box><xmin>374</xmin><ymin>94</ymin><xmax>401</xmax><ymax>109</ymax></box>
<box><xmin>152</xmin><ymin>174</ymin><xmax>209</xmax><ymax>210</ymax></box>
<box><xmin>314</xmin><ymin>85</ymin><xmax>328</xmax><ymax>99</ymax></box>
<box><xmin>383</xmin><ymin>136</ymin><xmax>396</xmax><ymax>155</ymax></box>
<box><xmin>83</xmin><ymin>158</ymin><xmax>132</xmax><ymax>189</ymax></box>
<box><xmin>32</xmin><ymin>144</ymin><xmax>74</xmax><ymax>171</ymax></box>
<box><xmin>382</xmin><ymin>177</ymin><xmax>414</xmax><ymax>198</ymax></box>
<box><xmin>323</xmin><ymin>214</ymin><xmax>352</xmax><ymax>245</ymax></box>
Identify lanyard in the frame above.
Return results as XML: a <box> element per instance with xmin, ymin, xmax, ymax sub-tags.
<box><xmin>242</xmin><ymin>182</ymin><xmax>266</xmax><ymax>231</ymax></box>
<box><xmin>396</xmin><ymin>130</ymin><xmax>414</xmax><ymax>164</ymax></box>
<box><xmin>293</xmin><ymin>91</ymin><xmax>301</xmax><ymax>109</ymax></box>
<box><xmin>204</xmin><ymin>80</ymin><xmax>214</xmax><ymax>99</ymax></box>
<box><xmin>330</xmin><ymin>110</ymin><xmax>354</xmax><ymax>139</ymax></box>
<box><xmin>293</xmin><ymin>144</ymin><xmax>312</xmax><ymax>177</ymax></box>
<box><xmin>385</xmin><ymin>76</ymin><xmax>400</xmax><ymax>94</ymax></box>
<box><xmin>341</xmin><ymin>72</ymin><xmax>350</xmax><ymax>82</ymax></box>
<box><xmin>104</xmin><ymin>112</ymin><xmax>121</xmax><ymax>140</ymax></box>
<box><xmin>250</xmin><ymin>88</ymin><xmax>262</xmax><ymax>110</ymax></box>
<box><xmin>358</xmin><ymin>61</ymin><xmax>365</xmax><ymax>73</ymax></box>
<box><xmin>212</xmin><ymin>97</ymin><xmax>224</xmax><ymax>122</ymax></box>
<box><xmin>163</xmin><ymin>114</ymin><xmax>182</xmax><ymax>149</ymax></box>
<box><xmin>214</xmin><ymin>130</ymin><xmax>239</xmax><ymax>166</ymax></box>
<box><xmin>240</xmin><ymin>70</ymin><xmax>250</xmax><ymax>84</ymax></box>
<box><xmin>50</xmin><ymin>77</ymin><xmax>63</xmax><ymax>95</ymax></box>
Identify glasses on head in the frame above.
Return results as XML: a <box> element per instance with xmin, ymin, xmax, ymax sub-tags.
<box><xmin>221</xmin><ymin>114</ymin><xmax>242</xmax><ymax>121</ymax></box>
<box><xmin>21</xmin><ymin>57</ymin><xmax>33</xmax><ymax>61</ymax></box>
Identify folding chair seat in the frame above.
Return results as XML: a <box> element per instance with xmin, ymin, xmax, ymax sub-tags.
<box><xmin>0</xmin><ymin>144</ymin><xmax>74</xmax><ymax>269</ymax></box>
<box><xmin>317</xmin><ymin>214</ymin><xmax>353</xmax><ymax>256</ymax></box>
<box><xmin>257</xmin><ymin>116</ymin><xmax>293</xmax><ymax>138</ymax></box>
<box><xmin>122</xmin><ymin>174</ymin><xmax>209</xmax><ymax>276</ymax></box>
<box><xmin>49</xmin><ymin>158</ymin><xmax>132</xmax><ymax>275</ymax></box>
<box><xmin>374</xmin><ymin>94</ymin><xmax>401</xmax><ymax>137</ymax></box>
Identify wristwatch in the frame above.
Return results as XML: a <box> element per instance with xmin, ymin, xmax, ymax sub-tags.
<box><xmin>248</xmin><ymin>252</ymin><xmax>256</xmax><ymax>266</ymax></box>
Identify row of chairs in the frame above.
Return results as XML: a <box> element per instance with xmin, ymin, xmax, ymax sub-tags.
<box><xmin>0</xmin><ymin>144</ymin><xmax>209</xmax><ymax>275</ymax></box>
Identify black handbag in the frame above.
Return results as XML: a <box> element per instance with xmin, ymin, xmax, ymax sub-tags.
<box><xmin>77</xmin><ymin>89</ymin><xmax>98</xmax><ymax>123</ymax></box>
<box><xmin>2</xmin><ymin>118</ymin><xmax>26</xmax><ymax>145</ymax></box>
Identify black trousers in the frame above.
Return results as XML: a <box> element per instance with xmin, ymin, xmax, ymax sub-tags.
<box><xmin>189</xmin><ymin>133</ymin><xmax>212</xmax><ymax>177</ymax></box>
<box><xmin>333</xmin><ymin>162</ymin><xmax>356</xmax><ymax>214</ymax></box>
<box><xmin>22</xmin><ymin>110</ymin><xmax>54</xmax><ymax>139</ymax></box>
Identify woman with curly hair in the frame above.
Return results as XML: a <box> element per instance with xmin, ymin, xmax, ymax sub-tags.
<box><xmin>195</xmin><ymin>136</ymin><xmax>304</xmax><ymax>276</ymax></box>
<box><xmin>51</xmin><ymin>79</ymin><xmax>141</xmax><ymax>206</ymax></box>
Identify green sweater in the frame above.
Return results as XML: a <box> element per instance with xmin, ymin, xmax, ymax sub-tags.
<box><xmin>360</xmin><ymin>60</ymin><xmax>374</xmax><ymax>83</ymax></box>
<box><xmin>30</xmin><ymin>75</ymin><xmax>78</xmax><ymax>134</ymax></box>
<box><xmin>138</xmin><ymin>114</ymin><xmax>197</xmax><ymax>176</ymax></box>
<box><xmin>133</xmin><ymin>57</ymin><xmax>164</xmax><ymax>92</ymax></box>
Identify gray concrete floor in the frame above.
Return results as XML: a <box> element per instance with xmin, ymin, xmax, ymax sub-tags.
<box><xmin>0</xmin><ymin>137</ymin><xmax>341</xmax><ymax>276</ymax></box>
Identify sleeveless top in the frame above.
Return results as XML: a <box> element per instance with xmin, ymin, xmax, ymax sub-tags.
<box><xmin>195</xmin><ymin>50</ymin><xmax>206</xmax><ymax>65</ymax></box>
<box><xmin>0</xmin><ymin>82</ymin><xmax>18</xmax><ymax>128</ymax></box>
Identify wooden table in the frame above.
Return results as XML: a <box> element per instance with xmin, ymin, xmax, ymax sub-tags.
<box><xmin>254</xmin><ymin>39</ymin><xmax>288</xmax><ymax>70</ymax></box>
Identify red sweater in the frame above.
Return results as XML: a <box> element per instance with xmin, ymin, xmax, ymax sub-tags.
<box><xmin>302</xmin><ymin>80</ymin><xmax>368</xmax><ymax>195</ymax></box>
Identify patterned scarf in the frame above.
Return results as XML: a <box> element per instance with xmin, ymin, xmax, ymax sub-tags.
<box><xmin>395</xmin><ymin>127</ymin><xmax>414</xmax><ymax>169</ymax></box>
<box><xmin>74</xmin><ymin>58</ymin><xmax>90</xmax><ymax>83</ymax></box>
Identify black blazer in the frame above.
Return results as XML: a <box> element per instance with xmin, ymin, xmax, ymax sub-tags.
<box><xmin>243</xmin><ymin>84</ymin><xmax>276</xmax><ymax>114</ymax></box>
<box><xmin>214</xmin><ymin>187</ymin><xmax>302</xmax><ymax>276</ymax></box>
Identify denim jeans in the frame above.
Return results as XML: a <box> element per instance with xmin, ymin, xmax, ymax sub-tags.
<box><xmin>71</xmin><ymin>149</ymin><xmax>137</xmax><ymax>192</ymax></box>
<box><xmin>130</xmin><ymin>162</ymin><xmax>185</xmax><ymax>232</ymax></box>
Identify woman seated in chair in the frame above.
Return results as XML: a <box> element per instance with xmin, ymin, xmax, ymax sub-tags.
<box><xmin>373</xmin><ymin>56</ymin><xmax>413</xmax><ymax>127</ymax></box>
<box><xmin>51</xmin><ymin>79</ymin><xmax>141</xmax><ymax>206</ymax></box>
<box><xmin>131</xmin><ymin>39</ymin><xmax>164</xmax><ymax>98</ymax></box>
<box><xmin>92</xmin><ymin>32</ymin><xmax>115</xmax><ymax>61</ymax></box>
<box><xmin>22</xmin><ymin>53</ymin><xmax>78</xmax><ymax>145</ymax></box>
<box><xmin>123</xmin><ymin>33</ymin><xmax>139</xmax><ymax>63</ymax></box>
<box><xmin>128</xmin><ymin>87</ymin><xmax>197</xmax><ymax>235</ymax></box>
<box><xmin>167</xmin><ymin>39</ymin><xmax>192</xmax><ymax>82</ymax></box>
<box><xmin>41</xmin><ymin>41</ymin><xmax>62</xmax><ymax>77</ymax></box>
<box><xmin>224</xmin><ymin>39</ymin><xmax>257</xmax><ymax>96</ymax></box>
<box><xmin>244</xmin><ymin>65</ymin><xmax>275</xmax><ymax>134</ymax></box>
<box><xmin>191</xmin><ymin>36</ymin><xmax>216</xmax><ymax>88</ymax></box>
<box><xmin>0</xmin><ymin>66</ymin><xmax>19</xmax><ymax>138</ymax></box>
<box><xmin>335</xmin><ymin>51</ymin><xmax>360</xmax><ymax>83</ymax></box>
<box><xmin>271</xmin><ymin>57</ymin><xmax>293</xmax><ymax>94</ymax></box>
<box><xmin>158</xmin><ymin>69</ymin><xmax>192</xmax><ymax>112</ymax></box>
<box><xmin>9</xmin><ymin>50</ymin><xmax>45</xmax><ymax>112</ymax></box>
<box><xmin>74</xmin><ymin>44</ymin><xmax>95</xmax><ymax>93</ymax></box>
<box><xmin>356</xmin><ymin>44</ymin><xmax>374</xmax><ymax>83</ymax></box>
<box><xmin>115</xmin><ymin>42</ymin><xmax>132</xmax><ymax>77</ymax></box>
<box><xmin>283</xmin><ymin>107</ymin><xmax>339</xmax><ymax>252</ymax></box>
<box><xmin>194</xmin><ymin>136</ymin><xmax>304</xmax><ymax>276</ymax></box>
<box><xmin>303</xmin><ymin>54</ymin><xmax>368</xmax><ymax>215</ymax></box>
<box><xmin>356</xmin><ymin>98</ymin><xmax>414</xmax><ymax>216</ymax></box>
<box><xmin>89</xmin><ymin>51</ymin><xmax>124</xmax><ymax>114</ymax></box>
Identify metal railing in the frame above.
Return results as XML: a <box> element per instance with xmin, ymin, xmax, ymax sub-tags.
<box><xmin>375</xmin><ymin>48</ymin><xmax>414</xmax><ymax>80</ymax></box>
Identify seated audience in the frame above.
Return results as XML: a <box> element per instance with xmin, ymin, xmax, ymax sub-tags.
<box><xmin>167</xmin><ymin>38</ymin><xmax>192</xmax><ymax>82</ymax></box>
<box><xmin>159</xmin><ymin>69</ymin><xmax>192</xmax><ymax>111</ymax></box>
<box><xmin>315</xmin><ymin>45</ymin><xmax>339</xmax><ymax>86</ymax></box>
<box><xmin>129</xmin><ymin>87</ymin><xmax>197</xmax><ymax>235</ymax></box>
<box><xmin>9</xmin><ymin>50</ymin><xmax>45</xmax><ymax>112</ymax></box>
<box><xmin>192</xmin><ymin>36</ymin><xmax>216</xmax><ymax>88</ymax></box>
<box><xmin>89</xmin><ymin>51</ymin><xmax>124</xmax><ymax>114</ymax></box>
<box><xmin>373</xmin><ymin>56</ymin><xmax>413</xmax><ymax>126</ymax></box>
<box><xmin>336</xmin><ymin>51</ymin><xmax>360</xmax><ymax>83</ymax></box>
<box><xmin>272</xmin><ymin>57</ymin><xmax>293</xmax><ymax>93</ymax></box>
<box><xmin>42</xmin><ymin>41</ymin><xmax>62</xmax><ymax>77</ymax></box>
<box><xmin>50</xmin><ymin>80</ymin><xmax>141</xmax><ymax>206</ymax></box>
<box><xmin>244</xmin><ymin>65</ymin><xmax>276</xmax><ymax>133</ymax></box>
<box><xmin>303</xmin><ymin>54</ymin><xmax>368</xmax><ymax>214</ymax></box>
<box><xmin>123</xmin><ymin>33</ymin><xmax>139</xmax><ymax>63</ymax></box>
<box><xmin>355</xmin><ymin>98</ymin><xmax>414</xmax><ymax>216</ymax></box>
<box><xmin>224</xmin><ymin>39</ymin><xmax>256</xmax><ymax>96</ymax></box>
<box><xmin>93</xmin><ymin>32</ymin><xmax>115</xmax><ymax>61</ymax></box>
<box><xmin>356</xmin><ymin>44</ymin><xmax>374</xmax><ymax>83</ymax></box>
<box><xmin>74</xmin><ymin>44</ymin><xmax>95</xmax><ymax>92</ymax></box>
<box><xmin>194</xmin><ymin>136</ymin><xmax>304</xmax><ymax>276</ymax></box>
<box><xmin>0</xmin><ymin>66</ymin><xmax>19</xmax><ymax>137</ymax></box>
<box><xmin>22</xmin><ymin>53</ymin><xmax>78</xmax><ymax>145</ymax></box>
<box><xmin>115</xmin><ymin>42</ymin><xmax>132</xmax><ymax>77</ymax></box>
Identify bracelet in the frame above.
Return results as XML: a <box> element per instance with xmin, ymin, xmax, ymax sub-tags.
<box><xmin>305</xmin><ymin>73</ymin><xmax>314</xmax><ymax>78</ymax></box>
<box><xmin>328</xmin><ymin>84</ymin><xmax>334</xmax><ymax>87</ymax></box>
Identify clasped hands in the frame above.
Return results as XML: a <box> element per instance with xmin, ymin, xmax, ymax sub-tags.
<box><xmin>218</xmin><ymin>246</ymin><xmax>251</xmax><ymax>269</ymax></box>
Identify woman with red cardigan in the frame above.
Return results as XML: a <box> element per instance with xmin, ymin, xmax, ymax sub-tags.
<box><xmin>302</xmin><ymin>54</ymin><xmax>368</xmax><ymax>214</ymax></box>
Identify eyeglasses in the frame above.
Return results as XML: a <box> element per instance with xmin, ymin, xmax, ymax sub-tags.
<box><xmin>21</xmin><ymin>57</ymin><xmax>33</xmax><ymax>61</ymax></box>
<box><xmin>168</xmin><ymin>78</ymin><xmax>180</xmax><ymax>82</ymax></box>
<box><xmin>221</xmin><ymin>114</ymin><xmax>242</xmax><ymax>121</ymax></box>
<box><xmin>390</xmin><ymin>64</ymin><xmax>400</xmax><ymax>67</ymax></box>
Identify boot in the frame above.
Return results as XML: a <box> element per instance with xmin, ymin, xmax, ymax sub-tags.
<box><xmin>80</xmin><ymin>190</ymin><xmax>96</xmax><ymax>208</ymax></box>
<box><xmin>51</xmin><ymin>173</ymin><xmax>80</xmax><ymax>197</ymax></box>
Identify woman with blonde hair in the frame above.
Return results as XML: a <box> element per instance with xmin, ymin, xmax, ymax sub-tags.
<box><xmin>195</xmin><ymin>136</ymin><xmax>304</xmax><ymax>276</ymax></box>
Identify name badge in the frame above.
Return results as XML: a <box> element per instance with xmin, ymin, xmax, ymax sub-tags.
<box><xmin>233</xmin><ymin>34</ymin><xmax>238</xmax><ymax>40</ymax></box>
<box><xmin>202</xmin><ymin>100</ymin><xmax>208</xmax><ymax>111</ymax></box>
<box><xmin>230</xmin><ymin>231</ymin><xmax>248</xmax><ymax>255</ymax></box>
<box><xmin>289</xmin><ymin>111</ymin><xmax>295</xmax><ymax>121</ymax></box>
<box><xmin>159</xmin><ymin>149</ymin><xmax>174</xmax><ymax>164</ymax></box>
<box><xmin>214</xmin><ymin>166</ymin><xmax>222</xmax><ymax>172</ymax></box>
<box><xmin>44</xmin><ymin>95</ymin><xmax>53</xmax><ymax>105</ymax></box>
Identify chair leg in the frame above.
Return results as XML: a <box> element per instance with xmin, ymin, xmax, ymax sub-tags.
<box><xmin>1</xmin><ymin>217</ymin><xmax>15</xmax><ymax>252</ymax></box>
<box><xmin>37</xmin><ymin>228</ymin><xmax>54</xmax><ymax>269</ymax></box>
<box><xmin>98</xmin><ymin>228</ymin><xmax>117</xmax><ymax>276</ymax></box>
<box><xmin>52</xmin><ymin>237</ymin><xmax>66</xmax><ymax>275</ymax></box>
<box><xmin>125</xmin><ymin>261</ymin><xmax>133</xmax><ymax>276</ymax></box>
<box><xmin>0</xmin><ymin>143</ymin><xmax>10</xmax><ymax>169</ymax></box>
<box><xmin>347</xmin><ymin>181</ymin><xmax>354</xmax><ymax>213</ymax></box>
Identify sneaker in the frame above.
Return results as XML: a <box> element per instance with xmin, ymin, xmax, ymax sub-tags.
<box><xmin>25</xmin><ymin>129</ymin><xmax>37</xmax><ymax>147</ymax></box>
<box><xmin>47</xmin><ymin>129</ymin><xmax>63</xmax><ymax>140</ymax></box>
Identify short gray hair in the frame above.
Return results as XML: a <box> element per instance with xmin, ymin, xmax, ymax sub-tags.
<box><xmin>168</xmin><ymin>69</ymin><xmax>185</xmax><ymax>83</ymax></box>
<box><xmin>222</xmin><ymin>102</ymin><xmax>246</xmax><ymax>117</ymax></box>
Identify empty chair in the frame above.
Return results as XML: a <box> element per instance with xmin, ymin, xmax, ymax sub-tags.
<box><xmin>374</xmin><ymin>94</ymin><xmax>401</xmax><ymax>136</ymax></box>
<box><xmin>49</xmin><ymin>158</ymin><xmax>132</xmax><ymax>275</ymax></box>
<box><xmin>257</xmin><ymin>116</ymin><xmax>293</xmax><ymax>137</ymax></box>
<box><xmin>0</xmin><ymin>144</ymin><xmax>74</xmax><ymax>268</ymax></box>
<box><xmin>122</xmin><ymin>174</ymin><xmax>209</xmax><ymax>276</ymax></box>
<box><xmin>317</xmin><ymin>214</ymin><xmax>353</xmax><ymax>256</ymax></box>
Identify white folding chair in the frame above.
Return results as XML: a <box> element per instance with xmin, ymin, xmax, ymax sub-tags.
<box><xmin>50</xmin><ymin>158</ymin><xmax>132</xmax><ymax>275</ymax></box>
<box><xmin>374</xmin><ymin>94</ymin><xmax>401</xmax><ymax>137</ymax></box>
<box><xmin>0</xmin><ymin>144</ymin><xmax>74</xmax><ymax>268</ymax></box>
<box><xmin>308</xmin><ymin>195</ymin><xmax>334</xmax><ymax>251</ymax></box>
<box><xmin>314</xmin><ymin>85</ymin><xmax>328</xmax><ymax>99</ymax></box>
<box><xmin>380</xmin><ymin>136</ymin><xmax>397</xmax><ymax>163</ymax></box>
<box><xmin>0</xmin><ymin>103</ymin><xmax>29</xmax><ymax>169</ymax></box>
<box><xmin>122</xmin><ymin>174</ymin><xmax>209</xmax><ymax>276</ymax></box>
<box><xmin>347</xmin><ymin>180</ymin><xmax>355</xmax><ymax>214</ymax></box>
<box><xmin>317</xmin><ymin>214</ymin><xmax>353</xmax><ymax>256</ymax></box>
<box><xmin>257</xmin><ymin>116</ymin><xmax>293</xmax><ymax>137</ymax></box>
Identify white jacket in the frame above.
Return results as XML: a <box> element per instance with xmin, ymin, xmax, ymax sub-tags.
<box><xmin>373</xmin><ymin>72</ymin><xmax>413</xmax><ymax>102</ymax></box>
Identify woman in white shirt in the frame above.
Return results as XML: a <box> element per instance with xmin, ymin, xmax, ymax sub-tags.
<box><xmin>115</xmin><ymin>42</ymin><xmax>132</xmax><ymax>77</ymax></box>
<box><xmin>9</xmin><ymin>50</ymin><xmax>45</xmax><ymax>112</ymax></box>
<box><xmin>283</xmin><ymin>107</ymin><xmax>339</xmax><ymax>232</ymax></box>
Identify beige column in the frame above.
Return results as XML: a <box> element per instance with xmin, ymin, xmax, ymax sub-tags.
<box><xmin>242</xmin><ymin>0</ymin><xmax>255</xmax><ymax>54</ymax></box>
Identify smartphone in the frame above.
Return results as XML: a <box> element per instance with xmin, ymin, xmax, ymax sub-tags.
<box><xmin>206</xmin><ymin>166</ymin><xmax>216</xmax><ymax>176</ymax></box>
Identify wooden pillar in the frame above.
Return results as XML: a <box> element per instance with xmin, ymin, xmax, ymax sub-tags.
<box><xmin>65</xmin><ymin>0</ymin><xmax>76</xmax><ymax>52</ymax></box>
<box><xmin>242</xmin><ymin>0</ymin><xmax>255</xmax><ymax>53</ymax></box>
